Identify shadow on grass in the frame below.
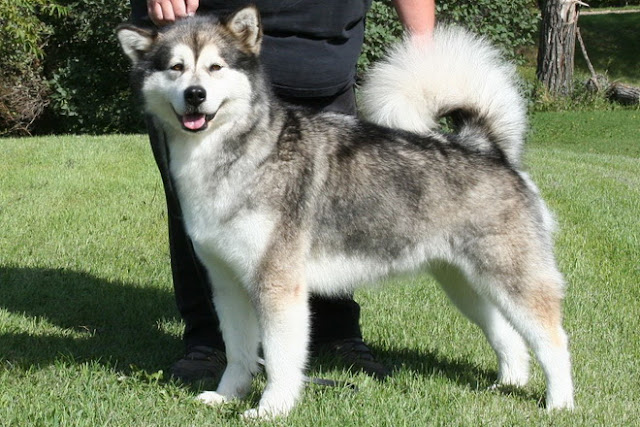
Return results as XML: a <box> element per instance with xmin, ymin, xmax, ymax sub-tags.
<box><xmin>1</xmin><ymin>266</ymin><xmax>541</xmax><ymax>405</ymax></box>
<box><xmin>380</xmin><ymin>345</ymin><xmax>542</xmax><ymax>404</ymax></box>
<box><xmin>0</xmin><ymin>266</ymin><xmax>182</xmax><ymax>374</ymax></box>
<box><xmin>309</xmin><ymin>344</ymin><xmax>541</xmax><ymax>404</ymax></box>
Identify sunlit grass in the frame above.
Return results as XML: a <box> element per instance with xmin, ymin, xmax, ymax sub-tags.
<box><xmin>1</xmin><ymin>112</ymin><xmax>639</xmax><ymax>424</ymax></box>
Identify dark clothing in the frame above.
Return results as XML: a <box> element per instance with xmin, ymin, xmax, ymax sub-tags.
<box><xmin>129</xmin><ymin>1</ymin><xmax>367</xmax><ymax>352</ymax></box>
<box><xmin>130</xmin><ymin>0</ymin><xmax>371</xmax><ymax>98</ymax></box>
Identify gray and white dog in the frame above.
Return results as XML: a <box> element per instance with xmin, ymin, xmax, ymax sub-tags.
<box><xmin>117</xmin><ymin>6</ymin><xmax>574</xmax><ymax>418</ymax></box>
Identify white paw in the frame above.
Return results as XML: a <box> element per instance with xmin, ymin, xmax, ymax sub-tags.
<box><xmin>241</xmin><ymin>406</ymin><xmax>281</xmax><ymax>420</ymax></box>
<box><xmin>546</xmin><ymin>395</ymin><xmax>575</xmax><ymax>411</ymax></box>
<box><xmin>545</xmin><ymin>374</ymin><xmax>575</xmax><ymax>411</ymax></box>
<box><xmin>241</xmin><ymin>408</ymin><xmax>264</xmax><ymax>420</ymax></box>
<box><xmin>487</xmin><ymin>382</ymin><xmax>520</xmax><ymax>393</ymax></box>
<box><xmin>488</xmin><ymin>378</ymin><xmax>526</xmax><ymax>391</ymax></box>
<box><xmin>196</xmin><ymin>391</ymin><xmax>228</xmax><ymax>406</ymax></box>
<box><xmin>499</xmin><ymin>377</ymin><xmax>529</xmax><ymax>388</ymax></box>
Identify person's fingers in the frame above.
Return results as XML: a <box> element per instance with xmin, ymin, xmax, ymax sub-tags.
<box><xmin>185</xmin><ymin>0</ymin><xmax>199</xmax><ymax>16</ymax></box>
<box><xmin>148</xmin><ymin>0</ymin><xmax>196</xmax><ymax>26</ymax></box>
<box><xmin>148</xmin><ymin>1</ymin><xmax>165</xmax><ymax>26</ymax></box>
<box><xmin>159</xmin><ymin>0</ymin><xmax>176</xmax><ymax>24</ymax></box>
<box><xmin>169</xmin><ymin>0</ymin><xmax>187</xmax><ymax>19</ymax></box>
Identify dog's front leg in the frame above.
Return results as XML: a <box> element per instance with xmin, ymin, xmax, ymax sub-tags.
<box><xmin>196</xmin><ymin>262</ymin><xmax>261</xmax><ymax>407</ymax></box>
<box><xmin>243</xmin><ymin>265</ymin><xmax>310</xmax><ymax>419</ymax></box>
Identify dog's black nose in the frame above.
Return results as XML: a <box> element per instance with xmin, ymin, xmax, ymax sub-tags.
<box><xmin>184</xmin><ymin>86</ymin><xmax>207</xmax><ymax>106</ymax></box>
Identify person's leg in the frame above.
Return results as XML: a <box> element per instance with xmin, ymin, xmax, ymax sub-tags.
<box><xmin>145</xmin><ymin>117</ymin><xmax>226</xmax><ymax>381</ymax></box>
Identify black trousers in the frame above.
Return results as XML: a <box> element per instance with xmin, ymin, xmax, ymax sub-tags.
<box><xmin>147</xmin><ymin>87</ymin><xmax>362</xmax><ymax>352</ymax></box>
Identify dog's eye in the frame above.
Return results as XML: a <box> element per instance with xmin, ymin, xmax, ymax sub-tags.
<box><xmin>170</xmin><ymin>63</ymin><xmax>184</xmax><ymax>72</ymax></box>
<box><xmin>209</xmin><ymin>64</ymin><xmax>222</xmax><ymax>72</ymax></box>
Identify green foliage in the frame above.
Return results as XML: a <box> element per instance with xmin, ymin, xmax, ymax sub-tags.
<box><xmin>436</xmin><ymin>0</ymin><xmax>540</xmax><ymax>58</ymax></box>
<box><xmin>0</xmin><ymin>0</ymin><xmax>67</xmax><ymax>70</ymax></box>
<box><xmin>39</xmin><ymin>0</ymin><xmax>144</xmax><ymax>134</ymax></box>
<box><xmin>0</xmin><ymin>0</ymin><xmax>68</xmax><ymax>135</ymax></box>
<box><xmin>530</xmin><ymin>76</ymin><xmax>620</xmax><ymax>111</ymax></box>
<box><xmin>2</xmin><ymin>112</ymin><xmax>640</xmax><ymax>423</ymax></box>
<box><xmin>360</xmin><ymin>0</ymin><xmax>540</xmax><ymax>75</ymax></box>
<box><xmin>359</xmin><ymin>1</ymin><xmax>404</xmax><ymax>72</ymax></box>
<box><xmin>5</xmin><ymin>0</ymin><xmax>635</xmax><ymax>135</ymax></box>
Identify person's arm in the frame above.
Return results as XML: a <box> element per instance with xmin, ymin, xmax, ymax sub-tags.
<box><xmin>146</xmin><ymin>0</ymin><xmax>199</xmax><ymax>26</ymax></box>
<box><xmin>393</xmin><ymin>0</ymin><xmax>436</xmax><ymax>41</ymax></box>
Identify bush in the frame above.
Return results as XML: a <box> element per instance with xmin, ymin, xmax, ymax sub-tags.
<box><xmin>0</xmin><ymin>71</ymin><xmax>50</xmax><ymax>136</ymax></box>
<box><xmin>436</xmin><ymin>0</ymin><xmax>540</xmax><ymax>58</ymax></box>
<box><xmin>360</xmin><ymin>0</ymin><xmax>540</xmax><ymax>75</ymax></box>
<box><xmin>29</xmin><ymin>0</ymin><xmax>542</xmax><ymax>135</ymax></box>
<box><xmin>38</xmin><ymin>0</ymin><xmax>143</xmax><ymax>134</ymax></box>
<box><xmin>0</xmin><ymin>0</ymin><xmax>67</xmax><ymax>135</ymax></box>
<box><xmin>359</xmin><ymin>1</ymin><xmax>405</xmax><ymax>72</ymax></box>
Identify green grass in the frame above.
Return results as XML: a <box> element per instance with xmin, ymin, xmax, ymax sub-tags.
<box><xmin>1</xmin><ymin>113</ymin><xmax>639</xmax><ymax>425</ymax></box>
<box><xmin>576</xmin><ymin>12</ymin><xmax>640</xmax><ymax>86</ymax></box>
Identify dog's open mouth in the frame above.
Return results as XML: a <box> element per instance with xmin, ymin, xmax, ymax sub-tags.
<box><xmin>177</xmin><ymin>112</ymin><xmax>216</xmax><ymax>132</ymax></box>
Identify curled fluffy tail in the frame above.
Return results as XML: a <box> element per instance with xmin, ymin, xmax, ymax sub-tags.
<box><xmin>360</xmin><ymin>25</ymin><xmax>527</xmax><ymax>168</ymax></box>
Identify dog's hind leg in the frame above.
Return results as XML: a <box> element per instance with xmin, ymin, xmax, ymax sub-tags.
<box><xmin>196</xmin><ymin>262</ymin><xmax>261</xmax><ymax>407</ymax></box>
<box><xmin>432</xmin><ymin>263</ymin><xmax>530</xmax><ymax>388</ymax></box>
<box><xmin>458</xmin><ymin>242</ymin><xmax>575</xmax><ymax>410</ymax></box>
<box><xmin>493</xmin><ymin>276</ymin><xmax>573</xmax><ymax>410</ymax></box>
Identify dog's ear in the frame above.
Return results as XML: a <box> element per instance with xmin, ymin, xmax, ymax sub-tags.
<box><xmin>116</xmin><ymin>24</ymin><xmax>158</xmax><ymax>64</ymax></box>
<box><xmin>225</xmin><ymin>5</ymin><xmax>263</xmax><ymax>54</ymax></box>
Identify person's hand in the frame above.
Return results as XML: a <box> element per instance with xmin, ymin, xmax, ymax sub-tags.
<box><xmin>147</xmin><ymin>0</ymin><xmax>199</xmax><ymax>26</ymax></box>
<box><xmin>392</xmin><ymin>0</ymin><xmax>435</xmax><ymax>47</ymax></box>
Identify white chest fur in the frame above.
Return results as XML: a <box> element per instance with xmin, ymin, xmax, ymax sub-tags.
<box><xmin>168</xmin><ymin>131</ymin><xmax>276</xmax><ymax>284</ymax></box>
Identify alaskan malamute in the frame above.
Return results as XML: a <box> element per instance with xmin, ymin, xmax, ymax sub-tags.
<box><xmin>117</xmin><ymin>6</ymin><xmax>574</xmax><ymax>418</ymax></box>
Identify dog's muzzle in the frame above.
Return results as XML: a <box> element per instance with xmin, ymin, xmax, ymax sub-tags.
<box><xmin>178</xmin><ymin>85</ymin><xmax>215</xmax><ymax>132</ymax></box>
<box><xmin>185</xmin><ymin>85</ymin><xmax>206</xmax><ymax>107</ymax></box>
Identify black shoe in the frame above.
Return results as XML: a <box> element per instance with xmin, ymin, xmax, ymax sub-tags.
<box><xmin>170</xmin><ymin>346</ymin><xmax>227</xmax><ymax>383</ymax></box>
<box><xmin>314</xmin><ymin>338</ymin><xmax>390</xmax><ymax>380</ymax></box>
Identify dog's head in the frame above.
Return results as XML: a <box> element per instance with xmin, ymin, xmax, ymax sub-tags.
<box><xmin>117</xmin><ymin>6</ymin><xmax>263</xmax><ymax>134</ymax></box>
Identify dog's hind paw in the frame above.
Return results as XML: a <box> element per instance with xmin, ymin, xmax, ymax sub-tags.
<box><xmin>196</xmin><ymin>391</ymin><xmax>228</xmax><ymax>406</ymax></box>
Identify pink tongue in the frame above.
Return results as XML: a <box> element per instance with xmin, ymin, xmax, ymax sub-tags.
<box><xmin>182</xmin><ymin>114</ymin><xmax>206</xmax><ymax>130</ymax></box>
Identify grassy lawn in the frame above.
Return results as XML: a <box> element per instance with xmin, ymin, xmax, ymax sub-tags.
<box><xmin>1</xmin><ymin>111</ymin><xmax>639</xmax><ymax>425</ymax></box>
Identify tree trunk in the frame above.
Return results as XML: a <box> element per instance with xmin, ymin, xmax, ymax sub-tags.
<box><xmin>537</xmin><ymin>0</ymin><xmax>583</xmax><ymax>95</ymax></box>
